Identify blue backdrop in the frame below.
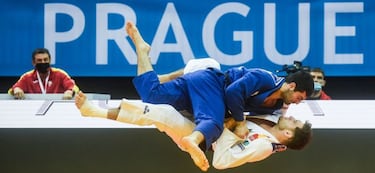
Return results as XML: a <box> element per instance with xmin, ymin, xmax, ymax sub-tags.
<box><xmin>0</xmin><ymin>0</ymin><xmax>373</xmax><ymax>76</ymax></box>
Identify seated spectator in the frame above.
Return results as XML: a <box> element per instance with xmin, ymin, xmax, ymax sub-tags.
<box><xmin>308</xmin><ymin>67</ymin><xmax>331</xmax><ymax>100</ymax></box>
<box><xmin>8</xmin><ymin>48</ymin><xmax>79</xmax><ymax>99</ymax></box>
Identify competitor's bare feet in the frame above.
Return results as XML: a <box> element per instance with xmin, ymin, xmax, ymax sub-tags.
<box><xmin>180</xmin><ymin>134</ymin><xmax>210</xmax><ymax>171</ymax></box>
<box><xmin>125</xmin><ymin>21</ymin><xmax>153</xmax><ymax>75</ymax></box>
<box><xmin>126</xmin><ymin>21</ymin><xmax>150</xmax><ymax>54</ymax></box>
<box><xmin>75</xmin><ymin>91</ymin><xmax>107</xmax><ymax>118</ymax></box>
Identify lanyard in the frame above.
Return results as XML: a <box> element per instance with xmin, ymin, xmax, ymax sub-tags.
<box><xmin>36</xmin><ymin>72</ymin><xmax>50</xmax><ymax>94</ymax></box>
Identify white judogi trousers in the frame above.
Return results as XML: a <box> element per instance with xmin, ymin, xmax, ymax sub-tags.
<box><xmin>117</xmin><ymin>99</ymin><xmax>195</xmax><ymax>149</ymax></box>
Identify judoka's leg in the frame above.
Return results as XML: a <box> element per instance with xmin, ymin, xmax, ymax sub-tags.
<box><xmin>126</xmin><ymin>21</ymin><xmax>209</xmax><ymax>172</ymax></box>
<box><xmin>76</xmin><ymin>91</ymin><xmax>195</xmax><ymax>148</ymax></box>
<box><xmin>126</xmin><ymin>21</ymin><xmax>153</xmax><ymax>76</ymax></box>
<box><xmin>177</xmin><ymin>70</ymin><xmax>226</xmax><ymax>172</ymax></box>
<box><xmin>75</xmin><ymin>91</ymin><xmax>119</xmax><ymax>120</ymax></box>
<box><xmin>118</xmin><ymin>99</ymin><xmax>195</xmax><ymax>147</ymax></box>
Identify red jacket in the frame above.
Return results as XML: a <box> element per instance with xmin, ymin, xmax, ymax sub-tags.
<box><xmin>319</xmin><ymin>90</ymin><xmax>332</xmax><ymax>100</ymax></box>
<box><xmin>8</xmin><ymin>68</ymin><xmax>79</xmax><ymax>94</ymax></box>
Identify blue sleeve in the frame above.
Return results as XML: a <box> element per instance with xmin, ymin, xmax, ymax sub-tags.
<box><xmin>225</xmin><ymin>70</ymin><xmax>277</xmax><ymax>121</ymax></box>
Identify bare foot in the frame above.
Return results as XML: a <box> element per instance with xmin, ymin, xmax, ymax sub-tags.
<box><xmin>75</xmin><ymin>91</ymin><xmax>105</xmax><ymax>117</ymax></box>
<box><xmin>126</xmin><ymin>21</ymin><xmax>153</xmax><ymax>75</ymax></box>
<box><xmin>180</xmin><ymin>136</ymin><xmax>210</xmax><ymax>171</ymax></box>
<box><xmin>75</xmin><ymin>91</ymin><xmax>87</xmax><ymax>109</ymax></box>
<box><xmin>126</xmin><ymin>21</ymin><xmax>151</xmax><ymax>57</ymax></box>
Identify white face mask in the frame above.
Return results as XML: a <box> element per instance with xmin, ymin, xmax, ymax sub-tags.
<box><xmin>314</xmin><ymin>82</ymin><xmax>322</xmax><ymax>91</ymax></box>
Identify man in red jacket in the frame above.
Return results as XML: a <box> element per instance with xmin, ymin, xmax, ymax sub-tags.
<box><xmin>308</xmin><ymin>68</ymin><xmax>331</xmax><ymax>100</ymax></box>
<box><xmin>8</xmin><ymin>48</ymin><xmax>79</xmax><ymax>99</ymax></box>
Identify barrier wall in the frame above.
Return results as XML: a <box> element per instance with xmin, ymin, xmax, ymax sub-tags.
<box><xmin>1</xmin><ymin>99</ymin><xmax>375</xmax><ymax>173</ymax></box>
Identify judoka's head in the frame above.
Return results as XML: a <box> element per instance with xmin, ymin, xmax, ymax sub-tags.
<box><xmin>276</xmin><ymin>116</ymin><xmax>312</xmax><ymax>150</ymax></box>
<box><xmin>282</xmin><ymin>71</ymin><xmax>314</xmax><ymax>104</ymax></box>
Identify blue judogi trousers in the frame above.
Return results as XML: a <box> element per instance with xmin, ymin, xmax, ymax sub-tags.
<box><xmin>133</xmin><ymin>68</ymin><xmax>226</xmax><ymax>150</ymax></box>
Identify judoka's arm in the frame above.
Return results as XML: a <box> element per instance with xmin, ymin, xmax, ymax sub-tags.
<box><xmin>157</xmin><ymin>68</ymin><xmax>184</xmax><ymax>83</ymax></box>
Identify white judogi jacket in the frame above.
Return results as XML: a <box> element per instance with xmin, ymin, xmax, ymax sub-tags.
<box><xmin>212</xmin><ymin>115</ymin><xmax>283</xmax><ymax>169</ymax></box>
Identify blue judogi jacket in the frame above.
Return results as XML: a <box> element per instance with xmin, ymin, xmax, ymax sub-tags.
<box><xmin>225</xmin><ymin>67</ymin><xmax>285</xmax><ymax>121</ymax></box>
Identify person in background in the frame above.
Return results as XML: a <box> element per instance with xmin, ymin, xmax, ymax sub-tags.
<box><xmin>308</xmin><ymin>67</ymin><xmax>331</xmax><ymax>100</ymax></box>
<box><xmin>8</xmin><ymin>48</ymin><xmax>79</xmax><ymax>100</ymax></box>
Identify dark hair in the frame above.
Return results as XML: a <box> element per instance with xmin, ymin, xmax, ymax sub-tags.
<box><xmin>286</xmin><ymin>121</ymin><xmax>312</xmax><ymax>150</ymax></box>
<box><xmin>285</xmin><ymin>70</ymin><xmax>314</xmax><ymax>97</ymax></box>
<box><xmin>310</xmin><ymin>67</ymin><xmax>325</xmax><ymax>77</ymax></box>
<box><xmin>32</xmin><ymin>48</ymin><xmax>51</xmax><ymax>61</ymax></box>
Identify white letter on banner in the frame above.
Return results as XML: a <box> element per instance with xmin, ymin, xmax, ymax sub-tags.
<box><xmin>324</xmin><ymin>2</ymin><xmax>363</xmax><ymax>64</ymax></box>
<box><xmin>203</xmin><ymin>2</ymin><xmax>252</xmax><ymax>65</ymax></box>
<box><xmin>264</xmin><ymin>3</ymin><xmax>310</xmax><ymax>65</ymax></box>
<box><xmin>44</xmin><ymin>3</ymin><xmax>85</xmax><ymax>64</ymax></box>
<box><xmin>96</xmin><ymin>3</ymin><xmax>137</xmax><ymax>64</ymax></box>
<box><xmin>150</xmin><ymin>3</ymin><xmax>194</xmax><ymax>64</ymax></box>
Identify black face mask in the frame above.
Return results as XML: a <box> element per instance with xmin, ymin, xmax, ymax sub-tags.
<box><xmin>35</xmin><ymin>63</ymin><xmax>50</xmax><ymax>73</ymax></box>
